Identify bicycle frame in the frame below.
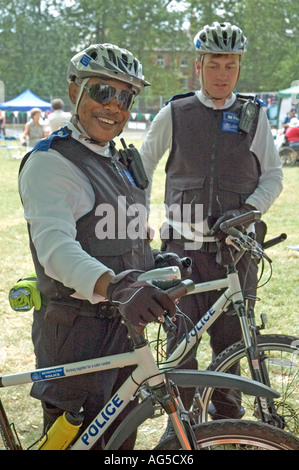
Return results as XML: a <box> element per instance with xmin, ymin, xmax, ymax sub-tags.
<box><xmin>0</xmin><ymin>211</ymin><xmax>286</xmax><ymax>449</ymax></box>
<box><xmin>162</xmin><ymin>264</ymin><xmax>282</xmax><ymax>424</ymax></box>
<box><xmin>0</xmin><ymin>275</ymin><xmax>280</xmax><ymax>450</ymax></box>
<box><xmin>160</xmin><ymin>270</ymin><xmax>244</xmax><ymax>371</ymax></box>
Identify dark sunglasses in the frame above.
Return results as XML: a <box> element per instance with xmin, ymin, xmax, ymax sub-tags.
<box><xmin>84</xmin><ymin>83</ymin><xmax>135</xmax><ymax>111</ymax></box>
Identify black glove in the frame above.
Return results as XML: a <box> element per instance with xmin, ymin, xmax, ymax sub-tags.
<box><xmin>153</xmin><ymin>250</ymin><xmax>192</xmax><ymax>280</ymax></box>
<box><xmin>215</xmin><ymin>238</ymin><xmax>238</xmax><ymax>266</ymax></box>
<box><xmin>210</xmin><ymin>204</ymin><xmax>257</xmax><ymax>240</ymax></box>
<box><xmin>107</xmin><ymin>270</ymin><xmax>177</xmax><ymax>327</ymax></box>
<box><xmin>210</xmin><ymin>204</ymin><xmax>256</xmax><ymax>266</ymax></box>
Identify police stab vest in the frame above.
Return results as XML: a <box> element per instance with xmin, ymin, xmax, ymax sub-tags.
<box><xmin>20</xmin><ymin>129</ymin><xmax>154</xmax><ymax>301</ymax></box>
<box><xmin>164</xmin><ymin>94</ymin><xmax>261</xmax><ymax>228</ymax></box>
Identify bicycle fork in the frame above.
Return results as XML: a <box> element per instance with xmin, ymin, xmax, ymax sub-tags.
<box><xmin>126</xmin><ymin>320</ymin><xmax>197</xmax><ymax>450</ymax></box>
<box><xmin>152</xmin><ymin>380</ymin><xmax>197</xmax><ymax>450</ymax></box>
<box><xmin>234</xmin><ymin>299</ymin><xmax>280</xmax><ymax>426</ymax></box>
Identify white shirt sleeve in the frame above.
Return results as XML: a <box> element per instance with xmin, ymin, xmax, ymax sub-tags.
<box><xmin>246</xmin><ymin>107</ymin><xmax>283</xmax><ymax>214</ymax></box>
<box><xmin>19</xmin><ymin>148</ymin><xmax>114</xmax><ymax>303</ymax></box>
<box><xmin>140</xmin><ymin>104</ymin><xmax>173</xmax><ymax>210</ymax></box>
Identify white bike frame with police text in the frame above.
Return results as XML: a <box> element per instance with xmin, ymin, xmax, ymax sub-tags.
<box><xmin>0</xmin><ymin>264</ymin><xmax>278</xmax><ymax>450</ymax></box>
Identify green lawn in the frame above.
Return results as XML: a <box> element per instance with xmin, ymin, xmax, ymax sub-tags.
<box><xmin>0</xmin><ymin>139</ymin><xmax>298</xmax><ymax>449</ymax></box>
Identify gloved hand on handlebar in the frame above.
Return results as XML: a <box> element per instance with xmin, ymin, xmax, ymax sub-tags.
<box><xmin>209</xmin><ymin>204</ymin><xmax>256</xmax><ymax>266</ymax></box>
<box><xmin>106</xmin><ymin>270</ymin><xmax>177</xmax><ymax>327</ymax></box>
<box><xmin>152</xmin><ymin>250</ymin><xmax>193</xmax><ymax>280</ymax></box>
<box><xmin>210</xmin><ymin>204</ymin><xmax>257</xmax><ymax>240</ymax></box>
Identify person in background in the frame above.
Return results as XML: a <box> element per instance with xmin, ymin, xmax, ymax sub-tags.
<box><xmin>0</xmin><ymin>110</ymin><xmax>6</xmax><ymax>136</ymax></box>
<box><xmin>48</xmin><ymin>98</ymin><xmax>71</xmax><ymax>132</ymax></box>
<box><xmin>285</xmin><ymin>117</ymin><xmax>299</xmax><ymax>148</ymax></box>
<box><xmin>19</xmin><ymin>43</ymin><xmax>189</xmax><ymax>449</ymax></box>
<box><xmin>140</xmin><ymin>21</ymin><xmax>283</xmax><ymax>424</ymax></box>
<box><xmin>281</xmin><ymin>107</ymin><xmax>297</xmax><ymax>132</ymax></box>
<box><xmin>23</xmin><ymin>107</ymin><xmax>47</xmax><ymax>150</ymax></box>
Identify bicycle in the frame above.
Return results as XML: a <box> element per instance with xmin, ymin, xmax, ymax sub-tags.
<box><xmin>0</xmin><ymin>261</ymin><xmax>298</xmax><ymax>450</ymax></box>
<box><xmin>157</xmin><ymin>210</ymin><xmax>298</xmax><ymax>435</ymax></box>
<box><xmin>279</xmin><ymin>144</ymin><xmax>298</xmax><ymax>166</ymax></box>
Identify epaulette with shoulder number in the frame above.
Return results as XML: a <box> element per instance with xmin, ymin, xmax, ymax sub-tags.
<box><xmin>19</xmin><ymin>127</ymin><xmax>71</xmax><ymax>176</ymax></box>
<box><xmin>165</xmin><ymin>91</ymin><xmax>195</xmax><ymax>106</ymax></box>
<box><xmin>33</xmin><ymin>127</ymin><xmax>70</xmax><ymax>152</ymax></box>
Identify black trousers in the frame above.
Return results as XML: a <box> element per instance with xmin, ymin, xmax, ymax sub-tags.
<box><xmin>31</xmin><ymin>307</ymin><xmax>137</xmax><ymax>449</ymax></box>
<box><xmin>166</xmin><ymin>240</ymin><xmax>258</xmax><ymax>419</ymax></box>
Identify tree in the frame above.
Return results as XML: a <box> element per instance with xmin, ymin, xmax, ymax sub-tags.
<box><xmin>58</xmin><ymin>0</ymin><xmax>190</xmax><ymax>98</ymax></box>
<box><xmin>0</xmin><ymin>0</ymin><xmax>74</xmax><ymax>99</ymax></box>
<box><xmin>238</xmin><ymin>0</ymin><xmax>299</xmax><ymax>91</ymax></box>
<box><xmin>0</xmin><ymin>0</ymin><xmax>189</xmax><ymax>100</ymax></box>
<box><xmin>0</xmin><ymin>0</ymin><xmax>298</xmax><ymax>101</ymax></box>
<box><xmin>182</xmin><ymin>0</ymin><xmax>299</xmax><ymax>92</ymax></box>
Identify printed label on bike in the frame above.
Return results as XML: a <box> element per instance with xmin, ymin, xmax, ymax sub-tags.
<box><xmin>221</xmin><ymin>112</ymin><xmax>240</xmax><ymax>133</ymax></box>
<box><xmin>81</xmin><ymin>393</ymin><xmax>124</xmax><ymax>447</ymax></box>
<box><xmin>187</xmin><ymin>307</ymin><xmax>216</xmax><ymax>342</ymax></box>
<box><xmin>31</xmin><ymin>367</ymin><xmax>65</xmax><ymax>382</ymax></box>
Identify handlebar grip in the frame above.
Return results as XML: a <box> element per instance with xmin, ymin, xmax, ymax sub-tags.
<box><xmin>163</xmin><ymin>280</ymin><xmax>194</xmax><ymax>333</ymax></box>
<box><xmin>262</xmin><ymin>233</ymin><xmax>287</xmax><ymax>250</ymax></box>
<box><xmin>220</xmin><ymin>210</ymin><xmax>261</xmax><ymax>232</ymax></box>
<box><xmin>166</xmin><ymin>279</ymin><xmax>195</xmax><ymax>300</ymax></box>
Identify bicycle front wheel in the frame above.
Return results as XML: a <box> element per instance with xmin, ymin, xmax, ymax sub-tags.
<box><xmin>279</xmin><ymin>146</ymin><xmax>297</xmax><ymax>166</ymax></box>
<box><xmin>156</xmin><ymin>420</ymin><xmax>299</xmax><ymax>450</ymax></box>
<box><xmin>200</xmin><ymin>334</ymin><xmax>299</xmax><ymax>435</ymax></box>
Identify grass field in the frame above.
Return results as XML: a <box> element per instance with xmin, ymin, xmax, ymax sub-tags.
<box><xmin>0</xmin><ymin>137</ymin><xmax>298</xmax><ymax>450</ymax></box>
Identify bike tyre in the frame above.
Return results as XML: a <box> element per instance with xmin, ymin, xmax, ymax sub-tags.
<box><xmin>155</xmin><ymin>419</ymin><xmax>299</xmax><ymax>450</ymax></box>
<box><xmin>200</xmin><ymin>334</ymin><xmax>298</xmax><ymax>434</ymax></box>
<box><xmin>279</xmin><ymin>146</ymin><xmax>297</xmax><ymax>166</ymax></box>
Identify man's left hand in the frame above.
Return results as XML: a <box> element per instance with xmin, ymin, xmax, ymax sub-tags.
<box><xmin>209</xmin><ymin>204</ymin><xmax>256</xmax><ymax>266</ymax></box>
<box><xmin>210</xmin><ymin>204</ymin><xmax>257</xmax><ymax>240</ymax></box>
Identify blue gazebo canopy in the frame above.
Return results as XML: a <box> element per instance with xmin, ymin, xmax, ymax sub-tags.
<box><xmin>0</xmin><ymin>89</ymin><xmax>51</xmax><ymax>111</ymax></box>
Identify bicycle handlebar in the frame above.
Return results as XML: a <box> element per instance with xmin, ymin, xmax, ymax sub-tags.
<box><xmin>217</xmin><ymin>211</ymin><xmax>287</xmax><ymax>263</ymax></box>
<box><xmin>219</xmin><ymin>210</ymin><xmax>261</xmax><ymax>233</ymax></box>
<box><xmin>161</xmin><ymin>279</ymin><xmax>195</xmax><ymax>332</ymax></box>
<box><xmin>131</xmin><ymin>279</ymin><xmax>195</xmax><ymax>336</ymax></box>
<box><xmin>181</xmin><ymin>257</ymin><xmax>193</xmax><ymax>268</ymax></box>
<box><xmin>262</xmin><ymin>233</ymin><xmax>287</xmax><ymax>250</ymax></box>
<box><xmin>164</xmin><ymin>278</ymin><xmax>195</xmax><ymax>299</ymax></box>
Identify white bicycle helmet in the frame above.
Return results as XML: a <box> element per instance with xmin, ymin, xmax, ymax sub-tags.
<box><xmin>67</xmin><ymin>43</ymin><xmax>149</xmax><ymax>95</ymax></box>
<box><xmin>194</xmin><ymin>22</ymin><xmax>247</xmax><ymax>55</ymax></box>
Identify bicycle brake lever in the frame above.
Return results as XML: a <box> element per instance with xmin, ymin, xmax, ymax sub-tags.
<box><xmin>226</xmin><ymin>236</ymin><xmax>241</xmax><ymax>251</ymax></box>
<box><xmin>161</xmin><ymin>314</ymin><xmax>177</xmax><ymax>333</ymax></box>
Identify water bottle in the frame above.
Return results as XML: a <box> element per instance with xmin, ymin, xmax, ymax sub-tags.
<box><xmin>37</xmin><ymin>411</ymin><xmax>83</xmax><ymax>450</ymax></box>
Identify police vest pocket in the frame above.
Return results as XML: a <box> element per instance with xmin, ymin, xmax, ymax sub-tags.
<box><xmin>166</xmin><ymin>175</ymin><xmax>206</xmax><ymax>204</ymax></box>
<box><xmin>87</xmin><ymin>237</ymin><xmax>137</xmax><ymax>257</ymax></box>
<box><xmin>217</xmin><ymin>176</ymin><xmax>258</xmax><ymax>194</ymax></box>
<box><xmin>165</xmin><ymin>175</ymin><xmax>206</xmax><ymax>224</ymax></box>
<box><xmin>87</xmin><ymin>237</ymin><xmax>152</xmax><ymax>274</ymax></box>
<box><xmin>217</xmin><ymin>177</ymin><xmax>258</xmax><ymax>211</ymax></box>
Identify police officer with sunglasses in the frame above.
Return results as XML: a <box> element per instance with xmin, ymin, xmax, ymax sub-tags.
<box><xmin>19</xmin><ymin>44</ymin><xmax>190</xmax><ymax>449</ymax></box>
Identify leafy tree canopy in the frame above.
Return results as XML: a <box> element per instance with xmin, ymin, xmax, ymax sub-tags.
<box><xmin>0</xmin><ymin>0</ymin><xmax>298</xmax><ymax>102</ymax></box>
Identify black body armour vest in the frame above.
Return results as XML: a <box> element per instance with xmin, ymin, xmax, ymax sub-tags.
<box><xmin>164</xmin><ymin>94</ymin><xmax>261</xmax><ymax>227</ymax></box>
<box><xmin>20</xmin><ymin>130</ymin><xmax>154</xmax><ymax>301</ymax></box>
